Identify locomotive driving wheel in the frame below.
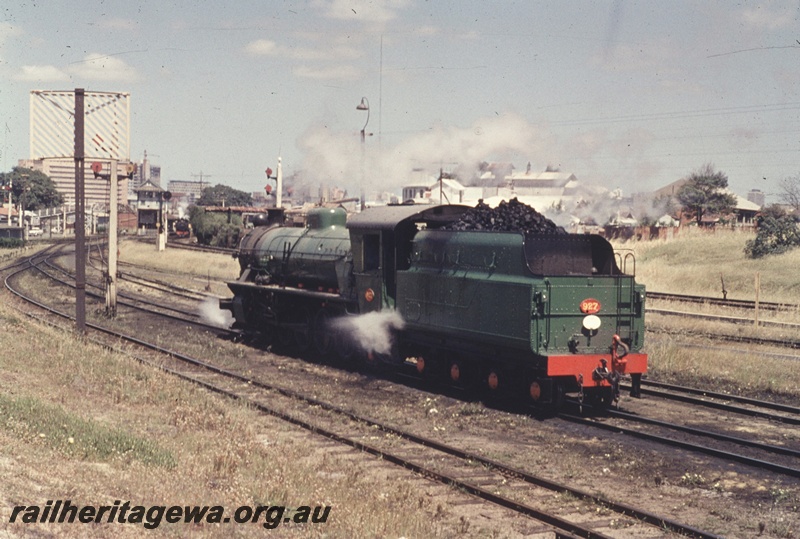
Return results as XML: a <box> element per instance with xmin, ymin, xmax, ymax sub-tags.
<box><xmin>529</xmin><ymin>377</ymin><xmax>565</xmax><ymax>416</ymax></box>
<box><xmin>293</xmin><ymin>308</ymin><xmax>312</xmax><ymax>352</ymax></box>
<box><xmin>334</xmin><ymin>332</ymin><xmax>356</xmax><ymax>363</ymax></box>
<box><xmin>312</xmin><ymin>308</ymin><xmax>334</xmax><ymax>356</ymax></box>
<box><xmin>447</xmin><ymin>357</ymin><xmax>473</xmax><ymax>389</ymax></box>
<box><xmin>276</xmin><ymin>325</ymin><xmax>294</xmax><ymax>347</ymax></box>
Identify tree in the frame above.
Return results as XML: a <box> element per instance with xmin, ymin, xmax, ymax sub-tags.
<box><xmin>744</xmin><ymin>205</ymin><xmax>800</xmax><ymax>258</ymax></box>
<box><xmin>778</xmin><ymin>174</ymin><xmax>800</xmax><ymax>213</ymax></box>
<box><xmin>196</xmin><ymin>183</ymin><xmax>252</xmax><ymax>207</ymax></box>
<box><xmin>0</xmin><ymin>167</ymin><xmax>63</xmax><ymax>211</ymax></box>
<box><xmin>676</xmin><ymin>164</ymin><xmax>737</xmax><ymax>225</ymax></box>
<box><xmin>187</xmin><ymin>205</ymin><xmax>243</xmax><ymax>247</ymax></box>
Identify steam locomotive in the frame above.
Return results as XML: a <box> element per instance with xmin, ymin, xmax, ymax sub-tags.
<box><xmin>172</xmin><ymin>218</ymin><xmax>190</xmax><ymax>238</ymax></box>
<box><xmin>219</xmin><ymin>202</ymin><xmax>647</xmax><ymax>410</ymax></box>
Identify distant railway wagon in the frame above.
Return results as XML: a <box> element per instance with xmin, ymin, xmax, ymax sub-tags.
<box><xmin>220</xmin><ymin>202</ymin><xmax>646</xmax><ymax>410</ymax></box>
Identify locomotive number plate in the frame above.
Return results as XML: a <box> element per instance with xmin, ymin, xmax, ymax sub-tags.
<box><xmin>580</xmin><ymin>298</ymin><xmax>601</xmax><ymax>314</ymax></box>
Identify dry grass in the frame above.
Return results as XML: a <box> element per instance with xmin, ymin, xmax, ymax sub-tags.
<box><xmin>0</xmin><ymin>300</ymin><xmax>458</xmax><ymax>538</ymax></box>
<box><xmin>617</xmin><ymin>228</ymin><xmax>800</xmax><ymax>304</ymax></box>
<box><xmin>615</xmin><ymin>229</ymin><xmax>800</xmax><ymax>400</ymax></box>
<box><xmin>645</xmin><ymin>332</ymin><xmax>800</xmax><ymax>401</ymax></box>
<box><xmin>118</xmin><ymin>238</ymin><xmax>240</xmax><ymax>282</ymax></box>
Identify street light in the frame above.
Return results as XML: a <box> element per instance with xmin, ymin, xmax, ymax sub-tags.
<box><xmin>357</xmin><ymin>97</ymin><xmax>370</xmax><ymax>142</ymax></box>
<box><xmin>357</xmin><ymin>97</ymin><xmax>370</xmax><ymax>210</ymax></box>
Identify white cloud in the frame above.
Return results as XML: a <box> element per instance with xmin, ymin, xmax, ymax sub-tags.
<box><xmin>739</xmin><ymin>6</ymin><xmax>795</xmax><ymax>31</ymax></box>
<box><xmin>244</xmin><ymin>39</ymin><xmax>279</xmax><ymax>56</ymax></box>
<box><xmin>0</xmin><ymin>22</ymin><xmax>24</xmax><ymax>42</ymax></box>
<box><xmin>13</xmin><ymin>65</ymin><xmax>70</xmax><ymax>82</ymax></box>
<box><xmin>292</xmin><ymin>64</ymin><xmax>361</xmax><ymax>80</ymax></box>
<box><xmin>314</xmin><ymin>0</ymin><xmax>410</xmax><ymax>24</ymax></box>
<box><xmin>289</xmin><ymin>44</ymin><xmax>361</xmax><ymax>61</ymax></box>
<box><xmin>68</xmin><ymin>53</ymin><xmax>140</xmax><ymax>82</ymax></box>
<box><xmin>414</xmin><ymin>25</ymin><xmax>440</xmax><ymax>37</ymax></box>
<box><xmin>245</xmin><ymin>38</ymin><xmax>360</xmax><ymax>62</ymax></box>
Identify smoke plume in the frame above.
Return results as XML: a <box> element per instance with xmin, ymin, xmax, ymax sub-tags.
<box><xmin>296</xmin><ymin>113</ymin><xmax>549</xmax><ymax>198</ymax></box>
<box><xmin>198</xmin><ymin>297</ymin><xmax>234</xmax><ymax>328</ymax></box>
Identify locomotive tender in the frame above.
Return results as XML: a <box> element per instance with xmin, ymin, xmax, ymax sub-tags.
<box><xmin>220</xmin><ymin>202</ymin><xmax>647</xmax><ymax>409</ymax></box>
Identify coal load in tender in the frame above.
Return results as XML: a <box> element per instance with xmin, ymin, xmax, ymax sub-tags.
<box><xmin>445</xmin><ymin>198</ymin><xmax>567</xmax><ymax>235</ymax></box>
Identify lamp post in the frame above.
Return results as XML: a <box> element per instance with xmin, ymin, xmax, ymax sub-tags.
<box><xmin>357</xmin><ymin>97</ymin><xmax>369</xmax><ymax>211</ymax></box>
<box><xmin>18</xmin><ymin>174</ymin><xmax>30</xmax><ymax>233</ymax></box>
<box><xmin>6</xmin><ymin>177</ymin><xmax>11</xmax><ymax>226</ymax></box>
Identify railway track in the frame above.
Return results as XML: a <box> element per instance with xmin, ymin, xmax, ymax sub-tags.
<box><xmin>88</xmin><ymin>242</ymin><xmax>211</xmax><ymax>302</ymax></box>
<box><xmin>7</xmin><ymin>244</ymin><xmax>224</xmax><ymax>333</ymax></box>
<box><xmin>647</xmin><ymin>307</ymin><xmax>800</xmax><ymax>332</ymax></box>
<box><xmin>648</xmin><ymin>291</ymin><xmax>799</xmax><ymax>312</ymax></box>
<box><xmin>624</xmin><ymin>379</ymin><xmax>800</xmax><ymax>423</ymax></box>
<box><xmin>559</xmin><ymin>378</ymin><xmax>800</xmax><ymax>480</ymax></box>
<box><xmin>648</xmin><ymin>327</ymin><xmax>800</xmax><ymax>352</ymax></box>
<box><xmin>132</xmin><ymin>235</ymin><xmax>237</xmax><ymax>255</ymax></box>
<box><xmin>3</xmin><ymin>246</ymin><xmax>725</xmax><ymax>538</ymax></box>
<box><xmin>561</xmin><ymin>410</ymin><xmax>800</xmax><ymax>480</ymax></box>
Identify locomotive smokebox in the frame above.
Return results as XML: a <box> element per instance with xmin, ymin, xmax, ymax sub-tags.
<box><xmin>251</xmin><ymin>208</ymin><xmax>286</xmax><ymax>228</ymax></box>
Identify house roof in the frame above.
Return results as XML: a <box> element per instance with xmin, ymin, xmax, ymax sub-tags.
<box><xmin>428</xmin><ymin>178</ymin><xmax>465</xmax><ymax>191</ymax></box>
<box><xmin>726</xmin><ymin>190</ymin><xmax>761</xmax><ymax>211</ymax></box>
<box><xmin>506</xmin><ymin>171</ymin><xmax>577</xmax><ymax>184</ymax></box>
<box><xmin>135</xmin><ymin>180</ymin><xmax>164</xmax><ymax>193</ymax></box>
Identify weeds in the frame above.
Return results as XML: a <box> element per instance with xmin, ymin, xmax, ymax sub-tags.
<box><xmin>680</xmin><ymin>472</ymin><xmax>706</xmax><ymax>488</ymax></box>
<box><xmin>0</xmin><ymin>393</ymin><xmax>176</xmax><ymax>468</ymax></box>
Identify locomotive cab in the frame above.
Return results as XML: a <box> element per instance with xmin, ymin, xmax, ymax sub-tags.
<box><xmin>347</xmin><ymin>204</ymin><xmax>469</xmax><ymax>314</ymax></box>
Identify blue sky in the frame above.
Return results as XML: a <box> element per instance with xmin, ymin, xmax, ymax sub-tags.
<box><xmin>2</xmin><ymin>1</ymin><xmax>799</xmax><ymax>202</ymax></box>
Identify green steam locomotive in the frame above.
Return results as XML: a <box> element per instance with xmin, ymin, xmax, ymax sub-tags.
<box><xmin>219</xmin><ymin>203</ymin><xmax>647</xmax><ymax>410</ymax></box>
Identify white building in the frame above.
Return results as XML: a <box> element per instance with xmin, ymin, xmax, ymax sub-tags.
<box><xmin>401</xmin><ymin>178</ymin><xmax>482</xmax><ymax>205</ymax></box>
<box><xmin>18</xmin><ymin>158</ymin><xmax>129</xmax><ymax>208</ymax></box>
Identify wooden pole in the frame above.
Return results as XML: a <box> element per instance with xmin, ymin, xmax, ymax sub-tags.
<box><xmin>74</xmin><ymin>88</ymin><xmax>86</xmax><ymax>334</ymax></box>
<box><xmin>106</xmin><ymin>159</ymin><xmax>118</xmax><ymax>315</ymax></box>
<box><xmin>754</xmin><ymin>272</ymin><xmax>760</xmax><ymax>328</ymax></box>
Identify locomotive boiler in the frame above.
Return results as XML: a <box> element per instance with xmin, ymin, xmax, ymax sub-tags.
<box><xmin>220</xmin><ymin>202</ymin><xmax>647</xmax><ymax>410</ymax></box>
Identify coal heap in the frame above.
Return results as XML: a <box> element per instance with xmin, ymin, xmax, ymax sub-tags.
<box><xmin>445</xmin><ymin>198</ymin><xmax>567</xmax><ymax>235</ymax></box>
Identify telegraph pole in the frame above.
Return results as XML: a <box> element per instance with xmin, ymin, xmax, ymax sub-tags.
<box><xmin>74</xmin><ymin>88</ymin><xmax>86</xmax><ymax>334</ymax></box>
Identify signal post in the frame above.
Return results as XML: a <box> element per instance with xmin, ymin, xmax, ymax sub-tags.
<box><xmin>91</xmin><ymin>160</ymin><xmax>135</xmax><ymax>316</ymax></box>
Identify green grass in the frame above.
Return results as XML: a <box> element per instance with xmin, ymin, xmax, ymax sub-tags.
<box><xmin>0</xmin><ymin>393</ymin><xmax>176</xmax><ymax>468</ymax></box>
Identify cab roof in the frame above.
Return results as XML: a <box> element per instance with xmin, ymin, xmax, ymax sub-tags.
<box><xmin>346</xmin><ymin>204</ymin><xmax>468</xmax><ymax>231</ymax></box>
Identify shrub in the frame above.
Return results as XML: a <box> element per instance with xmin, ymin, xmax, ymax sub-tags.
<box><xmin>188</xmin><ymin>206</ymin><xmax>243</xmax><ymax>247</ymax></box>
<box><xmin>744</xmin><ymin>206</ymin><xmax>800</xmax><ymax>258</ymax></box>
<box><xmin>0</xmin><ymin>238</ymin><xmax>24</xmax><ymax>248</ymax></box>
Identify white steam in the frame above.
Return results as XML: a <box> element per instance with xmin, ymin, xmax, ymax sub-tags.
<box><xmin>296</xmin><ymin>113</ymin><xmax>548</xmax><ymax>198</ymax></box>
<box><xmin>198</xmin><ymin>297</ymin><xmax>234</xmax><ymax>328</ymax></box>
<box><xmin>332</xmin><ymin>311</ymin><xmax>405</xmax><ymax>355</ymax></box>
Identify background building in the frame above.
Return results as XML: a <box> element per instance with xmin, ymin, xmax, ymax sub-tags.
<box><xmin>129</xmin><ymin>150</ymin><xmax>162</xmax><ymax>194</ymax></box>
<box><xmin>18</xmin><ymin>158</ymin><xmax>129</xmax><ymax>208</ymax></box>
<box><xmin>166</xmin><ymin>179</ymin><xmax>210</xmax><ymax>208</ymax></box>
